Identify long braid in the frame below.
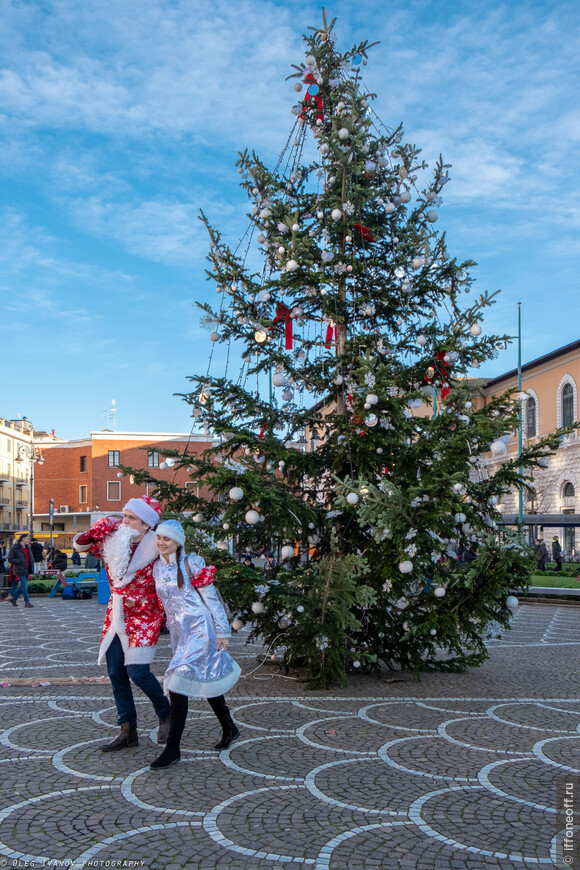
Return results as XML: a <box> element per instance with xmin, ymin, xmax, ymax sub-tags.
<box><xmin>176</xmin><ymin>545</ymin><xmax>185</xmax><ymax>589</ymax></box>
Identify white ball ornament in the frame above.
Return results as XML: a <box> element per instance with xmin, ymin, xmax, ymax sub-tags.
<box><xmin>116</xmin><ymin>472</ymin><xmax>123</xmax><ymax>478</ymax></box>
<box><xmin>229</xmin><ymin>486</ymin><xmax>244</xmax><ymax>501</ymax></box>
<box><xmin>399</xmin><ymin>560</ymin><xmax>413</xmax><ymax>574</ymax></box>
<box><xmin>245</xmin><ymin>510</ymin><xmax>260</xmax><ymax>525</ymax></box>
<box><xmin>454</xmin><ymin>512</ymin><xmax>466</xmax><ymax>524</ymax></box>
<box><xmin>292</xmin><ymin>223</ymin><xmax>300</xmax><ymax>232</ymax></box>
<box><xmin>222</xmin><ymin>523</ymin><xmax>230</xmax><ymax>530</ymax></box>
<box><xmin>297</xmin><ymin>605</ymin><xmax>305</xmax><ymax>613</ymax></box>
<box><xmin>216</xmin><ymin>541</ymin><xmax>229</xmax><ymax>551</ymax></box>
<box><xmin>193</xmin><ymin>513</ymin><xmax>204</xmax><ymax>523</ymax></box>
<box><xmin>210</xmin><ymin>332</ymin><xmax>220</xmax><ymax>342</ymax></box>
<box><xmin>416</xmin><ymin>335</ymin><xmax>427</xmax><ymax>346</ymax></box>
<box><xmin>338</xmin><ymin>128</ymin><xmax>349</xmax><ymax>140</ymax></box>
<box><xmin>453</xmin><ymin>483</ymin><xmax>464</xmax><ymax>493</ymax></box>
<box><xmin>429</xmin><ymin>628</ymin><xmax>437</xmax><ymax>636</ymax></box>
<box><xmin>232</xmin><ymin>618</ymin><xmax>244</xmax><ymax>631</ymax></box>
<box><xmin>281</xmin><ymin>545</ymin><xmax>295</xmax><ymax>561</ymax></box>
<box><xmin>385</xmin><ymin>203</ymin><xmax>396</xmax><ymax>214</ymax></box>
<box><xmin>159</xmin><ymin>461</ymin><xmax>168</xmax><ymax>468</ymax></box>
<box><xmin>272</xmin><ymin>372</ymin><xmax>285</xmax><ymax>387</ymax></box>
<box><xmin>366</xmin><ymin>394</ymin><xmax>378</xmax><ymax>405</ymax></box>
<box><xmin>286</xmin><ymin>259</ymin><xmax>299</xmax><ymax>272</ymax></box>
<box><xmin>331</xmin><ymin>208</ymin><xmax>342</xmax><ymax>221</ymax></box>
<box><xmin>400</xmin><ymin>190</ymin><xmax>411</xmax><ymax>203</ymax></box>
<box><xmin>333</xmin><ymin>374</ymin><xmax>343</xmax><ymax>385</ymax></box>
<box><xmin>251</xmin><ymin>602</ymin><xmax>265</xmax><ymax>614</ymax></box>
<box><xmin>317</xmin><ymin>211</ymin><xmax>324</xmax><ymax>219</ymax></box>
<box><xmin>489</xmin><ymin>496</ymin><xmax>499</xmax><ymax>506</ymax></box>
<box><xmin>305</xmin><ymin>54</ymin><xmax>316</xmax><ymax>66</ymax></box>
<box><xmin>469</xmin><ymin>323</ymin><xmax>482</xmax><ymax>336</ymax></box>
<box><xmin>434</xmin><ymin>586</ymin><xmax>446</xmax><ymax>598</ymax></box>
<box><xmin>346</xmin><ymin>493</ymin><xmax>359</xmax><ymax>505</ymax></box>
<box><xmin>426</xmin><ymin>210</ymin><xmax>439</xmax><ymax>223</ymax></box>
<box><xmin>506</xmin><ymin>595</ymin><xmax>519</xmax><ymax>610</ymax></box>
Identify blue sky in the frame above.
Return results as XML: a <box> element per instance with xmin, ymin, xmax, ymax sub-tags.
<box><xmin>2</xmin><ymin>0</ymin><xmax>579</xmax><ymax>439</ymax></box>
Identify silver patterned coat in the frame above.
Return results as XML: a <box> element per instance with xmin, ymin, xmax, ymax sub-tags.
<box><xmin>153</xmin><ymin>552</ymin><xmax>241</xmax><ymax>698</ymax></box>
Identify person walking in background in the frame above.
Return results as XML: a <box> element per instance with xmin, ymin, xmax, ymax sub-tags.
<box><xmin>150</xmin><ymin>520</ymin><xmax>241</xmax><ymax>770</ymax></box>
<box><xmin>73</xmin><ymin>495</ymin><xmax>171</xmax><ymax>752</ymax></box>
<box><xmin>71</xmin><ymin>548</ymin><xmax>81</xmax><ymax>567</ymax></box>
<box><xmin>535</xmin><ymin>538</ymin><xmax>549</xmax><ymax>572</ymax></box>
<box><xmin>7</xmin><ymin>534</ymin><xmax>34</xmax><ymax>608</ymax></box>
<box><xmin>552</xmin><ymin>536</ymin><xmax>562</xmax><ymax>571</ymax></box>
<box><xmin>30</xmin><ymin>537</ymin><xmax>44</xmax><ymax>573</ymax></box>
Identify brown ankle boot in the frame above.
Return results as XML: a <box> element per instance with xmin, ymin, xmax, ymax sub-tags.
<box><xmin>100</xmin><ymin>722</ymin><xmax>138</xmax><ymax>752</ymax></box>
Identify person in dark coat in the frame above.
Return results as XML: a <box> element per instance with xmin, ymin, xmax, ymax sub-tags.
<box><xmin>535</xmin><ymin>538</ymin><xmax>549</xmax><ymax>571</ymax></box>
<box><xmin>552</xmin><ymin>536</ymin><xmax>562</xmax><ymax>571</ymax></box>
<box><xmin>71</xmin><ymin>549</ymin><xmax>81</xmax><ymax>567</ymax></box>
<box><xmin>30</xmin><ymin>537</ymin><xmax>44</xmax><ymax>572</ymax></box>
<box><xmin>7</xmin><ymin>534</ymin><xmax>34</xmax><ymax>607</ymax></box>
<box><xmin>51</xmin><ymin>550</ymin><xmax>68</xmax><ymax>571</ymax></box>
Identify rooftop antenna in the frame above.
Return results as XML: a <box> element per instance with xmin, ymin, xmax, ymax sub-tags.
<box><xmin>110</xmin><ymin>399</ymin><xmax>117</xmax><ymax>431</ymax></box>
<box><xmin>102</xmin><ymin>407</ymin><xmax>109</xmax><ymax>428</ymax></box>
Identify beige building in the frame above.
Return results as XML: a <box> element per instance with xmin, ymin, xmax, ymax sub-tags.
<box><xmin>480</xmin><ymin>339</ymin><xmax>580</xmax><ymax>552</ymax></box>
<box><xmin>0</xmin><ymin>417</ymin><xmax>38</xmax><ymax>544</ymax></box>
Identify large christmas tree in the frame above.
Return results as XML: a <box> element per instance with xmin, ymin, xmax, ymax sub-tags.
<box><xmin>129</xmin><ymin>14</ymin><xmax>565</xmax><ymax>687</ymax></box>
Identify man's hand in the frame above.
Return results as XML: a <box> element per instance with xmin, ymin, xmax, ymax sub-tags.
<box><xmin>217</xmin><ymin>638</ymin><xmax>230</xmax><ymax>651</ymax></box>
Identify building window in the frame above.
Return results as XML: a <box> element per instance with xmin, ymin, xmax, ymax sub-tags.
<box><xmin>108</xmin><ymin>450</ymin><xmax>120</xmax><ymax>467</ymax></box>
<box><xmin>148</xmin><ymin>451</ymin><xmax>160</xmax><ymax>468</ymax></box>
<box><xmin>526</xmin><ymin>397</ymin><xmax>537</xmax><ymax>438</ymax></box>
<box><xmin>79</xmin><ymin>485</ymin><xmax>87</xmax><ymax>504</ymax></box>
<box><xmin>107</xmin><ymin>481</ymin><xmax>121</xmax><ymax>501</ymax></box>
<box><xmin>80</xmin><ymin>455</ymin><xmax>87</xmax><ymax>472</ymax></box>
<box><xmin>562</xmin><ymin>383</ymin><xmax>574</xmax><ymax>428</ymax></box>
<box><xmin>563</xmin><ymin>482</ymin><xmax>575</xmax><ymax>498</ymax></box>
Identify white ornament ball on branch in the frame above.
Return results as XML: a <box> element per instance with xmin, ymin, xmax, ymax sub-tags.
<box><xmin>454</xmin><ymin>512</ymin><xmax>466</xmax><ymax>524</ymax></box>
<box><xmin>331</xmin><ymin>208</ymin><xmax>342</xmax><ymax>221</ymax></box>
<box><xmin>434</xmin><ymin>586</ymin><xmax>446</xmax><ymax>598</ymax></box>
<box><xmin>366</xmin><ymin>394</ymin><xmax>378</xmax><ymax>405</ymax></box>
<box><xmin>286</xmin><ymin>260</ymin><xmax>299</xmax><ymax>272</ymax></box>
<box><xmin>229</xmin><ymin>487</ymin><xmax>244</xmax><ymax>501</ymax></box>
<box><xmin>400</xmin><ymin>189</ymin><xmax>411</xmax><ymax>203</ymax></box>
<box><xmin>193</xmin><ymin>513</ymin><xmax>204</xmax><ymax>523</ymax></box>
<box><xmin>210</xmin><ymin>332</ymin><xmax>220</xmax><ymax>342</ymax></box>
<box><xmin>398</xmin><ymin>560</ymin><xmax>413</xmax><ymax>574</ymax></box>
<box><xmin>251</xmin><ymin>601</ymin><xmax>265</xmax><ymax>614</ymax></box>
<box><xmin>346</xmin><ymin>493</ymin><xmax>359</xmax><ymax>505</ymax></box>
<box><xmin>416</xmin><ymin>335</ymin><xmax>427</xmax><ymax>346</ymax></box>
<box><xmin>469</xmin><ymin>323</ymin><xmax>482</xmax><ymax>336</ymax></box>
<box><xmin>426</xmin><ymin>210</ymin><xmax>438</xmax><ymax>223</ymax></box>
<box><xmin>232</xmin><ymin>618</ymin><xmax>244</xmax><ymax>631</ymax></box>
<box><xmin>281</xmin><ymin>545</ymin><xmax>295</xmax><ymax>561</ymax></box>
<box><xmin>506</xmin><ymin>595</ymin><xmax>519</xmax><ymax>610</ymax></box>
<box><xmin>338</xmin><ymin>128</ymin><xmax>349</xmax><ymax>140</ymax></box>
<box><xmin>222</xmin><ymin>522</ymin><xmax>230</xmax><ymax>530</ymax></box>
<box><xmin>245</xmin><ymin>510</ymin><xmax>260</xmax><ymax>525</ymax></box>
<box><xmin>272</xmin><ymin>372</ymin><xmax>285</xmax><ymax>387</ymax></box>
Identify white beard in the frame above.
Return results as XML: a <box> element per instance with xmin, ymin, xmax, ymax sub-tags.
<box><xmin>102</xmin><ymin>524</ymin><xmax>141</xmax><ymax>585</ymax></box>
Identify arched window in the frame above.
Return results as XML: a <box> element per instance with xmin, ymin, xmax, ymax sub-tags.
<box><xmin>562</xmin><ymin>383</ymin><xmax>574</xmax><ymax>427</ymax></box>
<box><xmin>563</xmin><ymin>482</ymin><xmax>575</xmax><ymax>498</ymax></box>
<box><xmin>526</xmin><ymin>397</ymin><xmax>537</xmax><ymax>438</ymax></box>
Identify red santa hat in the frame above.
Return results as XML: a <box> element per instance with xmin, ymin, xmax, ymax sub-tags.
<box><xmin>123</xmin><ymin>495</ymin><xmax>162</xmax><ymax>528</ymax></box>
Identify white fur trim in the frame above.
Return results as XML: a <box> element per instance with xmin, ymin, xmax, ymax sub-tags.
<box><xmin>163</xmin><ymin>660</ymin><xmax>241</xmax><ymax>698</ymax></box>
<box><xmin>73</xmin><ymin>533</ymin><xmax>91</xmax><ymax>553</ymax></box>
<box><xmin>123</xmin><ymin>497</ymin><xmax>161</xmax><ymax>528</ymax></box>
<box><xmin>124</xmin><ymin>644</ymin><xmax>157</xmax><ymax>665</ymax></box>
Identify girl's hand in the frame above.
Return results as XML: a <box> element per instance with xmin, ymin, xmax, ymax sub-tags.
<box><xmin>217</xmin><ymin>638</ymin><xmax>230</xmax><ymax>651</ymax></box>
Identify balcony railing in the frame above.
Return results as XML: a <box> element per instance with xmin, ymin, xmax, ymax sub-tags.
<box><xmin>0</xmin><ymin>497</ymin><xmax>10</xmax><ymax>505</ymax></box>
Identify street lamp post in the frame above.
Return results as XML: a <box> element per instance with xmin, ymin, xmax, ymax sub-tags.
<box><xmin>15</xmin><ymin>444</ymin><xmax>45</xmax><ymax>536</ymax></box>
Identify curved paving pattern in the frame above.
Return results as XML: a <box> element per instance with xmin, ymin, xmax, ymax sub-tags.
<box><xmin>0</xmin><ymin>599</ymin><xmax>579</xmax><ymax>868</ymax></box>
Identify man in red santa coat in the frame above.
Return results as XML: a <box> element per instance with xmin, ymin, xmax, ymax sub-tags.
<box><xmin>74</xmin><ymin>495</ymin><xmax>171</xmax><ymax>751</ymax></box>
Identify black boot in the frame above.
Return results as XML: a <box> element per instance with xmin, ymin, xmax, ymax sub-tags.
<box><xmin>150</xmin><ymin>691</ymin><xmax>187</xmax><ymax>770</ymax></box>
<box><xmin>100</xmin><ymin>722</ymin><xmax>138</xmax><ymax>752</ymax></box>
<box><xmin>208</xmin><ymin>695</ymin><xmax>240</xmax><ymax>750</ymax></box>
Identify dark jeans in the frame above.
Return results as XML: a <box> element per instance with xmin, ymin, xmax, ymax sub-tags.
<box><xmin>11</xmin><ymin>574</ymin><xmax>30</xmax><ymax>604</ymax></box>
<box><xmin>555</xmin><ymin>559</ymin><xmax>562</xmax><ymax>571</ymax></box>
<box><xmin>105</xmin><ymin>634</ymin><xmax>170</xmax><ymax>728</ymax></box>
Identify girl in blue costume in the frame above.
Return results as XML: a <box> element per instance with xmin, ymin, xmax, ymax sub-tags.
<box><xmin>150</xmin><ymin>520</ymin><xmax>241</xmax><ymax>769</ymax></box>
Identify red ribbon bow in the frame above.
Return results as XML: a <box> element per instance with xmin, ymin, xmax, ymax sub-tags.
<box><xmin>273</xmin><ymin>302</ymin><xmax>293</xmax><ymax>349</ymax></box>
<box><xmin>325</xmin><ymin>324</ymin><xmax>336</xmax><ymax>349</ymax></box>
<box><xmin>354</xmin><ymin>224</ymin><xmax>375</xmax><ymax>243</ymax></box>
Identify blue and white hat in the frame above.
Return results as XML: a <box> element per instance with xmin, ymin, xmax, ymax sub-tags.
<box><xmin>155</xmin><ymin>519</ymin><xmax>185</xmax><ymax>548</ymax></box>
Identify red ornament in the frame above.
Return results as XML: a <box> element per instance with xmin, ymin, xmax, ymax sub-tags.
<box><xmin>324</xmin><ymin>324</ymin><xmax>336</xmax><ymax>349</ymax></box>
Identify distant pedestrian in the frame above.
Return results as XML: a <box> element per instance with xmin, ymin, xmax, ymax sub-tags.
<box><xmin>552</xmin><ymin>537</ymin><xmax>562</xmax><ymax>571</ymax></box>
<box><xmin>50</xmin><ymin>549</ymin><xmax>68</xmax><ymax>571</ymax></box>
<box><xmin>242</xmin><ymin>555</ymin><xmax>255</xmax><ymax>570</ymax></box>
<box><xmin>71</xmin><ymin>549</ymin><xmax>81</xmax><ymax>567</ymax></box>
<box><xmin>535</xmin><ymin>538</ymin><xmax>549</xmax><ymax>571</ymax></box>
<box><xmin>7</xmin><ymin>534</ymin><xmax>34</xmax><ymax>607</ymax></box>
<box><xmin>0</xmin><ymin>541</ymin><xmax>7</xmax><ymax>574</ymax></box>
<box><xmin>30</xmin><ymin>537</ymin><xmax>44</xmax><ymax>573</ymax></box>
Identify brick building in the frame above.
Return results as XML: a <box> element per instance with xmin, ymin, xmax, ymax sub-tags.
<box><xmin>33</xmin><ymin>430</ymin><xmax>213</xmax><ymax>547</ymax></box>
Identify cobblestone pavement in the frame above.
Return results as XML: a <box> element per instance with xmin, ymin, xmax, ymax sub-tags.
<box><xmin>1</xmin><ymin>598</ymin><xmax>579</xmax><ymax>869</ymax></box>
